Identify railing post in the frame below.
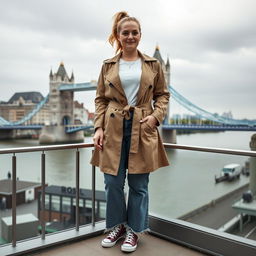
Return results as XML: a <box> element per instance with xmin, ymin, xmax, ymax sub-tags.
<box><xmin>91</xmin><ymin>150</ymin><xmax>96</xmax><ymax>226</ymax></box>
<box><xmin>41</xmin><ymin>151</ymin><xmax>46</xmax><ymax>239</ymax></box>
<box><xmin>12</xmin><ymin>154</ymin><xmax>17</xmax><ymax>247</ymax></box>
<box><xmin>76</xmin><ymin>149</ymin><xmax>80</xmax><ymax>231</ymax></box>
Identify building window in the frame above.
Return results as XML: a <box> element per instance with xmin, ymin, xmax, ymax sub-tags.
<box><xmin>16</xmin><ymin>110</ymin><xmax>25</xmax><ymax>120</ymax></box>
<box><xmin>51</xmin><ymin>195</ymin><xmax>60</xmax><ymax>211</ymax></box>
<box><xmin>45</xmin><ymin>194</ymin><xmax>50</xmax><ymax>210</ymax></box>
<box><xmin>69</xmin><ymin>198</ymin><xmax>86</xmax><ymax>209</ymax></box>
<box><xmin>99</xmin><ymin>201</ymin><xmax>106</xmax><ymax>218</ymax></box>
<box><xmin>62</xmin><ymin>196</ymin><xmax>71</xmax><ymax>213</ymax></box>
<box><xmin>85</xmin><ymin>199</ymin><xmax>92</xmax><ymax>208</ymax></box>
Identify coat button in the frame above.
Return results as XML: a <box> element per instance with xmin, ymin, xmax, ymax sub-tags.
<box><xmin>109</xmin><ymin>82</ymin><xmax>114</xmax><ymax>87</ymax></box>
<box><xmin>149</xmin><ymin>85</ymin><xmax>153</xmax><ymax>89</ymax></box>
<box><xmin>110</xmin><ymin>113</ymin><xmax>115</xmax><ymax>118</ymax></box>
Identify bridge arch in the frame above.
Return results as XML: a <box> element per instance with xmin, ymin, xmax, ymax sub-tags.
<box><xmin>62</xmin><ymin>116</ymin><xmax>71</xmax><ymax>125</ymax></box>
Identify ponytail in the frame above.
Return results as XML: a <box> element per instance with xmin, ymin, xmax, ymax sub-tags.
<box><xmin>108</xmin><ymin>11</ymin><xmax>141</xmax><ymax>54</ymax></box>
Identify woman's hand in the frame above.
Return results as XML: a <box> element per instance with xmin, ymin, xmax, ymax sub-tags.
<box><xmin>140</xmin><ymin>115</ymin><xmax>158</xmax><ymax>129</ymax></box>
<box><xmin>93</xmin><ymin>128</ymin><xmax>104</xmax><ymax>150</ymax></box>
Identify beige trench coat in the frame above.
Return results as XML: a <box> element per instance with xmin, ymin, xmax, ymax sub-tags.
<box><xmin>90</xmin><ymin>50</ymin><xmax>170</xmax><ymax>175</ymax></box>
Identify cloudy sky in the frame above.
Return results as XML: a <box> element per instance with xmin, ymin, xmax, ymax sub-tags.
<box><xmin>0</xmin><ymin>0</ymin><xmax>255</xmax><ymax>119</ymax></box>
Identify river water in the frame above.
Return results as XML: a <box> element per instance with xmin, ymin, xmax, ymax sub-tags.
<box><xmin>0</xmin><ymin>131</ymin><xmax>254</xmax><ymax>220</ymax></box>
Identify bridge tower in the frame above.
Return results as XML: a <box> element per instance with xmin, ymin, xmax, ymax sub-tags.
<box><xmin>49</xmin><ymin>62</ymin><xmax>74</xmax><ymax>126</ymax></box>
<box><xmin>39</xmin><ymin>63</ymin><xmax>84</xmax><ymax>144</ymax></box>
<box><xmin>153</xmin><ymin>45</ymin><xmax>176</xmax><ymax>143</ymax></box>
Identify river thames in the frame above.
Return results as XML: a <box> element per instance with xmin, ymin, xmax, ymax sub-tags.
<box><xmin>0</xmin><ymin>131</ymin><xmax>254</xmax><ymax>220</ymax></box>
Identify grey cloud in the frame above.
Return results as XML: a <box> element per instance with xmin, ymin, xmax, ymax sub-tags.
<box><xmin>198</xmin><ymin>25</ymin><xmax>256</xmax><ymax>53</ymax></box>
<box><xmin>0</xmin><ymin>0</ymin><xmax>110</xmax><ymax>40</ymax></box>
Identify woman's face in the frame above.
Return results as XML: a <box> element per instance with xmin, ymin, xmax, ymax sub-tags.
<box><xmin>117</xmin><ymin>21</ymin><xmax>141</xmax><ymax>52</ymax></box>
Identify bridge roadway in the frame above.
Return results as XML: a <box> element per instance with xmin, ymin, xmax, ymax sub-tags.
<box><xmin>0</xmin><ymin>125</ymin><xmax>43</xmax><ymax>130</ymax></box>
<box><xmin>162</xmin><ymin>124</ymin><xmax>256</xmax><ymax>131</ymax></box>
<box><xmin>66</xmin><ymin>124</ymin><xmax>256</xmax><ymax>133</ymax></box>
<box><xmin>1</xmin><ymin>124</ymin><xmax>256</xmax><ymax>132</ymax></box>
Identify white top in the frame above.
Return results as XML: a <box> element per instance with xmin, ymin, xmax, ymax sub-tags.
<box><xmin>119</xmin><ymin>58</ymin><xmax>142</xmax><ymax>106</ymax></box>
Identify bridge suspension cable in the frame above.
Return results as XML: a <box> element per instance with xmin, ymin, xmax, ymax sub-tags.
<box><xmin>169</xmin><ymin>85</ymin><xmax>256</xmax><ymax>126</ymax></box>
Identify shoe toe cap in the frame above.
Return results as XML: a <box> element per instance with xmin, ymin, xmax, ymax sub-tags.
<box><xmin>102</xmin><ymin>238</ymin><xmax>112</xmax><ymax>243</ymax></box>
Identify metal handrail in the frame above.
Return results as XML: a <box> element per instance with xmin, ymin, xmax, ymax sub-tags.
<box><xmin>0</xmin><ymin>142</ymin><xmax>94</xmax><ymax>154</ymax></box>
<box><xmin>0</xmin><ymin>143</ymin><xmax>94</xmax><ymax>248</ymax></box>
<box><xmin>164</xmin><ymin>143</ymin><xmax>256</xmax><ymax>157</ymax></box>
<box><xmin>0</xmin><ymin>142</ymin><xmax>255</xmax><ymax>157</ymax></box>
<box><xmin>0</xmin><ymin>142</ymin><xmax>255</xmax><ymax>250</ymax></box>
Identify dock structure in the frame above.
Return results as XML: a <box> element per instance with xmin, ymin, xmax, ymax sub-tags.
<box><xmin>249</xmin><ymin>134</ymin><xmax>256</xmax><ymax>195</ymax></box>
<box><xmin>232</xmin><ymin>134</ymin><xmax>256</xmax><ymax>234</ymax></box>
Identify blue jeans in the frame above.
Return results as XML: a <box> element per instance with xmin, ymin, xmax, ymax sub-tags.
<box><xmin>104</xmin><ymin>111</ymin><xmax>149</xmax><ymax>233</ymax></box>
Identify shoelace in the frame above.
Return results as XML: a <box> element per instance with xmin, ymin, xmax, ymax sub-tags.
<box><xmin>124</xmin><ymin>231</ymin><xmax>135</xmax><ymax>244</ymax></box>
<box><xmin>107</xmin><ymin>226</ymin><xmax>121</xmax><ymax>239</ymax></box>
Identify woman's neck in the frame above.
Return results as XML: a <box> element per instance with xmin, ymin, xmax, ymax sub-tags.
<box><xmin>121</xmin><ymin>50</ymin><xmax>139</xmax><ymax>61</ymax></box>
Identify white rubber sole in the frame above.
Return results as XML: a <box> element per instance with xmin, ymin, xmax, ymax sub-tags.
<box><xmin>121</xmin><ymin>244</ymin><xmax>137</xmax><ymax>252</ymax></box>
<box><xmin>101</xmin><ymin>235</ymin><xmax>125</xmax><ymax>248</ymax></box>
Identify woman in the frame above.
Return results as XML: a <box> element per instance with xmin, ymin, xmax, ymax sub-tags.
<box><xmin>91</xmin><ymin>11</ymin><xmax>170</xmax><ymax>252</ymax></box>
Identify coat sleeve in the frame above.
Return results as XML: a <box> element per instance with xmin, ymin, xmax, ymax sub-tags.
<box><xmin>151</xmin><ymin>61</ymin><xmax>170</xmax><ymax>126</ymax></box>
<box><xmin>94</xmin><ymin>64</ymin><xmax>109</xmax><ymax>131</ymax></box>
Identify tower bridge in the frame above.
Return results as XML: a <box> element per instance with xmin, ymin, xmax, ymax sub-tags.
<box><xmin>0</xmin><ymin>47</ymin><xmax>255</xmax><ymax>143</ymax></box>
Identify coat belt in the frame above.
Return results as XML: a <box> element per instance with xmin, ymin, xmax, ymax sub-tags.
<box><xmin>108</xmin><ymin>101</ymin><xmax>152</xmax><ymax>153</ymax></box>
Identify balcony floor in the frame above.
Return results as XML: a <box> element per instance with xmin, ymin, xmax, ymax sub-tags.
<box><xmin>29</xmin><ymin>233</ymin><xmax>207</xmax><ymax>256</ymax></box>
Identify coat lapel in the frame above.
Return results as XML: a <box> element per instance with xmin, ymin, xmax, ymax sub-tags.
<box><xmin>105</xmin><ymin>53</ymin><xmax>127</xmax><ymax>101</ymax></box>
<box><xmin>105</xmin><ymin>63</ymin><xmax>127</xmax><ymax>100</ymax></box>
<box><xmin>136</xmin><ymin>60</ymin><xmax>157</xmax><ymax>104</ymax></box>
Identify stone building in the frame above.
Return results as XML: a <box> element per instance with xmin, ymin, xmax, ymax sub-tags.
<box><xmin>74</xmin><ymin>101</ymin><xmax>89</xmax><ymax>124</ymax></box>
<box><xmin>0</xmin><ymin>91</ymin><xmax>50</xmax><ymax>124</ymax></box>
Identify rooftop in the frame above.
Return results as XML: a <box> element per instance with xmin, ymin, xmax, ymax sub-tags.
<box><xmin>0</xmin><ymin>179</ymin><xmax>41</xmax><ymax>194</ymax></box>
<box><xmin>7</xmin><ymin>91</ymin><xmax>44</xmax><ymax>104</ymax></box>
<box><xmin>56</xmin><ymin>62</ymin><xmax>68</xmax><ymax>80</ymax></box>
<box><xmin>43</xmin><ymin>185</ymin><xmax>105</xmax><ymax>201</ymax></box>
<box><xmin>153</xmin><ymin>45</ymin><xmax>165</xmax><ymax>64</ymax></box>
<box><xmin>74</xmin><ymin>100</ymin><xmax>84</xmax><ymax>109</ymax></box>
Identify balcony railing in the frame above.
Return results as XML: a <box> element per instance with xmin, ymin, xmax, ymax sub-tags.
<box><xmin>0</xmin><ymin>142</ymin><xmax>256</xmax><ymax>256</ymax></box>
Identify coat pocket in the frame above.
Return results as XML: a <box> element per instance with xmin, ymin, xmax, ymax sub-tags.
<box><xmin>141</xmin><ymin>122</ymin><xmax>157</xmax><ymax>137</ymax></box>
<box><xmin>103</xmin><ymin>107</ymin><xmax>123</xmax><ymax>141</ymax></box>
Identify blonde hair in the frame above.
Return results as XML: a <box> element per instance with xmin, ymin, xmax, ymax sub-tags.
<box><xmin>108</xmin><ymin>11</ymin><xmax>141</xmax><ymax>53</ymax></box>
